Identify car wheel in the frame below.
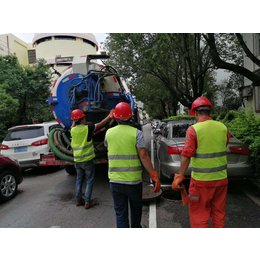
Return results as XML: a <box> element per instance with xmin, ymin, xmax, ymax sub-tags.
<box><xmin>0</xmin><ymin>170</ymin><xmax>18</xmax><ymax>202</ymax></box>
<box><xmin>158</xmin><ymin>160</ymin><xmax>168</xmax><ymax>182</ymax></box>
<box><xmin>65</xmin><ymin>165</ymin><xmax>76</xmax><ymax>175</ymax></box>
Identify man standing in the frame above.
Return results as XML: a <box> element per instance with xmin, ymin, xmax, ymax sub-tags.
<box><xmin>171</xmin><ymin>97</ymin><xmax>230</xmax><ymax>228</ymax></box>
<box><xmin>71</xmin><ymin>109</ymin><xmax>114</xmax><ymax>209</ymax></box>
<box><xmin>104</xmin><ymin>102</ymin><xmax>161</xmax><ymax>228</ymax></box>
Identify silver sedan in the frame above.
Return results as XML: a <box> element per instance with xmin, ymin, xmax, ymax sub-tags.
<box><xmin>155</xmin><ymin>120</ymin><xmax>252</xmax><ymax>181</ymax></box>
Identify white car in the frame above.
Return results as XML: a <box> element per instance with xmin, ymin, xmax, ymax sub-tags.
<box><xmin>1</xmin><ymin>122</ymin><xmax>60</xmax><ymax>169</ymax></box>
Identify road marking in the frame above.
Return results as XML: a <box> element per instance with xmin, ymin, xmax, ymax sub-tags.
<box><xmin>149</xmin><ymin>201</ymin><xmax>157</xmax><ymax>228</ymax></box>
<box><xmin>149</xmin><ymin>127</ymin><xmax>157</xmax><ymax>228</ymax></box>
<box><xmin>244</xmin><ymin>192</ymin><xmax>260</xmax><ymax>207</ymax></box>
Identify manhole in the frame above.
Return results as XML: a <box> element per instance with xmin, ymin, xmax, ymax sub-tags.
<box><xmin>162</xmin><ymin>190</ymin><xmax>181</xmax><ymax>200</ymax></box>
<box><xmin>142</xmin><ymin>185</ymin><xmax>162</xmax><ymax>202</ymax></box>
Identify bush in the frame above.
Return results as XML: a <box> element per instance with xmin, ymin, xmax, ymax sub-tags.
<box><xmin>217</xmin><ymin>109</ymin><xmax>260</xmax><ymax>183</ymax></box>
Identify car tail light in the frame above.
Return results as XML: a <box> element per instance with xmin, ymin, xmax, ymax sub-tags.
<box><xmin>32</xmin><ymin>139</ymin><xmax>48</xmax><ymax>146</ymax></box>
<box><xmin>1</xmin><ymin>144</ymin><xmax>9</xmax><ymax>150</ymax></box>
<box><xmin>167</xmin><ymin>146</ymin><xmax>184</xmax><ymax>154</ymax></box>
<box><xmin>229</xmin><ymin>146</ymin><xmax>250</xmax><ymax>155</ymax></box>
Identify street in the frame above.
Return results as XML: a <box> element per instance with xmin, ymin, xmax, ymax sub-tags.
<box><xmin>1</xmin><ymin>123</ymin><xmax>260</xmax><ymax>228</ymax></box>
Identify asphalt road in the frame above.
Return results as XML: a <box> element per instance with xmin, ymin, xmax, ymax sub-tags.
<box><xmin>1</xmin><ymin>123</ymin><xmax>260</xmax><ymax>228</ymax></box>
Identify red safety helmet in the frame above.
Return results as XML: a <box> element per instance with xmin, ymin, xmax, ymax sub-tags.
<box><xmin>190</xmin><ymin>97</ymin><xmax>213</xmax><ymax>116</ymax></box>
<box><xmin>114</xmin><ymin>102</ymin><xmax>133</xmax><ymax>119</ymax></box>
<box><xmin>71</xmin><ymin>109</ymin><xmax>85</xmax><ymax>120</ymax></box>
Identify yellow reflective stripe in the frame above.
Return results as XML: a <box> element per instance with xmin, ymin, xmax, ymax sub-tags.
<box><xmin>74</xmin><ymin>150</ymin><xmax>95</xmax><ymax>160</ymax></box>
<box><xmin>189</xmin><ymin>194</ymin><xmax>199</xmax><ymax>201</ymax></box>
<box><xmin>109</xmin><ymin>166</ymin><xmax>142</xmax><ymax>172</ymax></box>
<box><xmin>192</xmin><ymin>164</ymin><xmax>227</xmax><ymax>173</ymax></box>
<box><xmin>194</xmin><ymin>151</ymin><xmax>226</xmax><ymax>159</ymax></box>
<box><xmin>73</xmin><ymin>143</ymin><xmax>93</xmax><ymax>151</ymax></box>
<box><xmin>108</xmin><ymin>155</ymin><xmax>139</xmax><ymax>160</ymax></box>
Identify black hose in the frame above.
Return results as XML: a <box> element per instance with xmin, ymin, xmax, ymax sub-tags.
<box><xmin>62</xmin><ymin>131</ymin><xmax>71</xmax><ymax>148</ymax></box>
<box><xmin>57</xmin><ymin>131</ymin><xmax>66</xmax><ymax>149</ymax></box>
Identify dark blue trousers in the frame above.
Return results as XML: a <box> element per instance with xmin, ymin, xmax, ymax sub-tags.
<box><xmin>110</xmin><ymin>182</ymin><xmax>143</xmax><ymax>228</ymax></box>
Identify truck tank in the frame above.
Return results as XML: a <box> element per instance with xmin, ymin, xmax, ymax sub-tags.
<box><xmin>47</xmin><ymin>54</ymin><xmax>141</xmax><ymax>168</ymax></box>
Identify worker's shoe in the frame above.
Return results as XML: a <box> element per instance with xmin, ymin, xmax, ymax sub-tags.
<box><xmin>84</xmin><ymin>200</ymin><xmax>96</xmax><ymax>209</ymax></box>
<box><xmin>75</xmin><ymin>199</ymin><xmax>85</xmax><ymax>206</ymax></box>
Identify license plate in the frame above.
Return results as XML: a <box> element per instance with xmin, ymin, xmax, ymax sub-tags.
<box><xmin>14</xmin><ymin>147</ymin><xmax>27</xmax><ymax>153</ymax></box>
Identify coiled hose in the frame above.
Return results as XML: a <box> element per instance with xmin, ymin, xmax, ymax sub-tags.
<box><xmin>48</xmin><ymin>128</ymin><xmax>74</xmax><ymax>163</ymax></box>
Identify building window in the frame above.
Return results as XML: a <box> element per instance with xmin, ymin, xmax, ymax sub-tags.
<box><xmin>83</xmin><ymin>39</ymin><xmax>96</xmax><ymax>48</ymax></box>
<box><xmin>56</xmin><ymin>63</ymin><xmax>72</xmax><ymax>67</ymax></box>
<box><xmin>28</xmin><ymin>50</ymin><xmax>36</xmax><ymax>64</ymax></box>
<box><xmin>55</xmin><ymin>36</ymin><xmax>76</xmax><ymax>41</ymax></box>
<box><xmin>36</xmin><ymin>37</ymin><xmax>52</xmax><ymax>45</ymax></box>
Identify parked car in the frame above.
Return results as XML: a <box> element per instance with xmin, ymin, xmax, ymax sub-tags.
<box><xmin>0</xmin><ymin>155</ymin><xmax>23</xmax><ymax>202</ymax></box>
<box><xmin>1</xmin><ymin>122</ymin><xmax>60</xmax><ymax>169</ymax></box>
<box><xmin>155</xmin><ymin>120</ymin><xmax>252</xmax><ymax>181</ymax></box>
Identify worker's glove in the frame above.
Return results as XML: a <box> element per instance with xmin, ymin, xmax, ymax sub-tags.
<box><xmin>109</xmin><ymin>109</ymin><xmax>115</xmax><ymax>119</ymax></box>
<box><xmin>149</xmin><ymin>171</ymin><xmax>161</xmax><ymax>193</ymax></box>
<box><xmin>171</xmin><ymin>173</ymin><xmax>185</xmax><ymax>192</ymax></box>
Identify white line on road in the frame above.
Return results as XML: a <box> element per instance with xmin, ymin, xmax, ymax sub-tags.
<box><xmin>149</xmin><ymin>128</ymin><xmax>157</xmax><ymax>228</ymax></box>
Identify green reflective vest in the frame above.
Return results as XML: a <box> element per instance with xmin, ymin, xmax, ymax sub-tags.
<box><xmin>191</xmin><ymin>120</ymin><xmax>228</xmax><ymax>181</ymax></box>
<box><xmin>106</xmin><ymin>125</ymin><xmax>142</xmax><ymax>182</ymax></box>
<box><xmin>71</xmin><ymin>125</ymin><xmax>95</xmax><ymax>163</ymax></box>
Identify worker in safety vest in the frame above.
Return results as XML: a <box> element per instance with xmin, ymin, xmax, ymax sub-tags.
<box><xmin>71</xmin><ymin>108</ymin><xmax>114</xmax><ymax>209</ymax></box>
<box><xmin>104</xmin><ymin>102</ymin><xmax>161</xmax><ymax>228</ymax></box>
<box><xmin>171</xmin><ymin>97</ymin><xmax>231</xmax><ymax>228</ymax></box>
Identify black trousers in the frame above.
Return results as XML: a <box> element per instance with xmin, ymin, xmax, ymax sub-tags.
<box><xmin>110</xmin><ymin>182</ymin><xmax>143</xmax><ymax>228</ymax></box>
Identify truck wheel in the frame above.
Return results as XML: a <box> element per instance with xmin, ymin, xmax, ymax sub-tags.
<box><xmin>0</xmin><ymin>170</ymin><xmax>18</xmax><ymax>202</ymax></box>
<box><xmin>65</xmin><ymin>165</ymin><xmax>76</xmax><ymax>175</ymax></box>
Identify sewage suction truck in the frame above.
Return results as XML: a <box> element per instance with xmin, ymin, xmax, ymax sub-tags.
<box><xmin>43</xmin><ymin>54</ymin><xmax>141</xmax><ymax>174</ymax></box>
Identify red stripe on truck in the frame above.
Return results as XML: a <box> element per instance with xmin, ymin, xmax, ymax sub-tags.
<box><xmin>53</xmin><ymin>80</ymin><xmax>57</xmax><ymax>88</ymax></box>
<box><xmin>69</xmin><ymin>75</ymin><xmax>76</xmax><ymax>80</ymax></box>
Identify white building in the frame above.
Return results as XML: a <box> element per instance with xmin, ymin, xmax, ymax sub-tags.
<box><xmin>241</xmin><ymin>33</ymin><xmax>260</xmax><ymax>115</ymax></box>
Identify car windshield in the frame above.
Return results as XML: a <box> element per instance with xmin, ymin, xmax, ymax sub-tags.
<box><xmin>172</xmin><ymin>122</ymin><xmax>194</xmax><ymax>138</ymax></box>
<box><xmin>4</xmin><ymin>127</ymin><xmax>44</xmax><ymax>141</ymax></box>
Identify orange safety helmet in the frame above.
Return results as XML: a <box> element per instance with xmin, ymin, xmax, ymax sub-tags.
<box><xmin>71</xmin><ymin>109</ymin><xmax>85</xmax><ymax>120</ymax></box>
<box><xmin>190</xmin><ymin>97</ymin><xmax>213</xmax><ymax>116</ymax></box>
<box><xmin>114</xmin><ymin>102</ymin><xmax>134</xmax><ymax>119</ymax></box>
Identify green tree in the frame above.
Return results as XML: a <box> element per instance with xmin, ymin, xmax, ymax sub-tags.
<box><xmin>133</xmin><ymin>75</ymin><xmax>172</xmax><ymax>119</ymax></box>
<box><xmin>102</xmin><ymin>33</ymin><xmax>216</xmax><ymax>114</ymax></box>
<box><xmin>0</xmin><ymin>55</ymin><xmax>53</xmax><ymax>141</ymax></box>
<box><xmin>214</xmin><ymin>78</ymin><xmax>242</xmax><ymax>112</ymax></box>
